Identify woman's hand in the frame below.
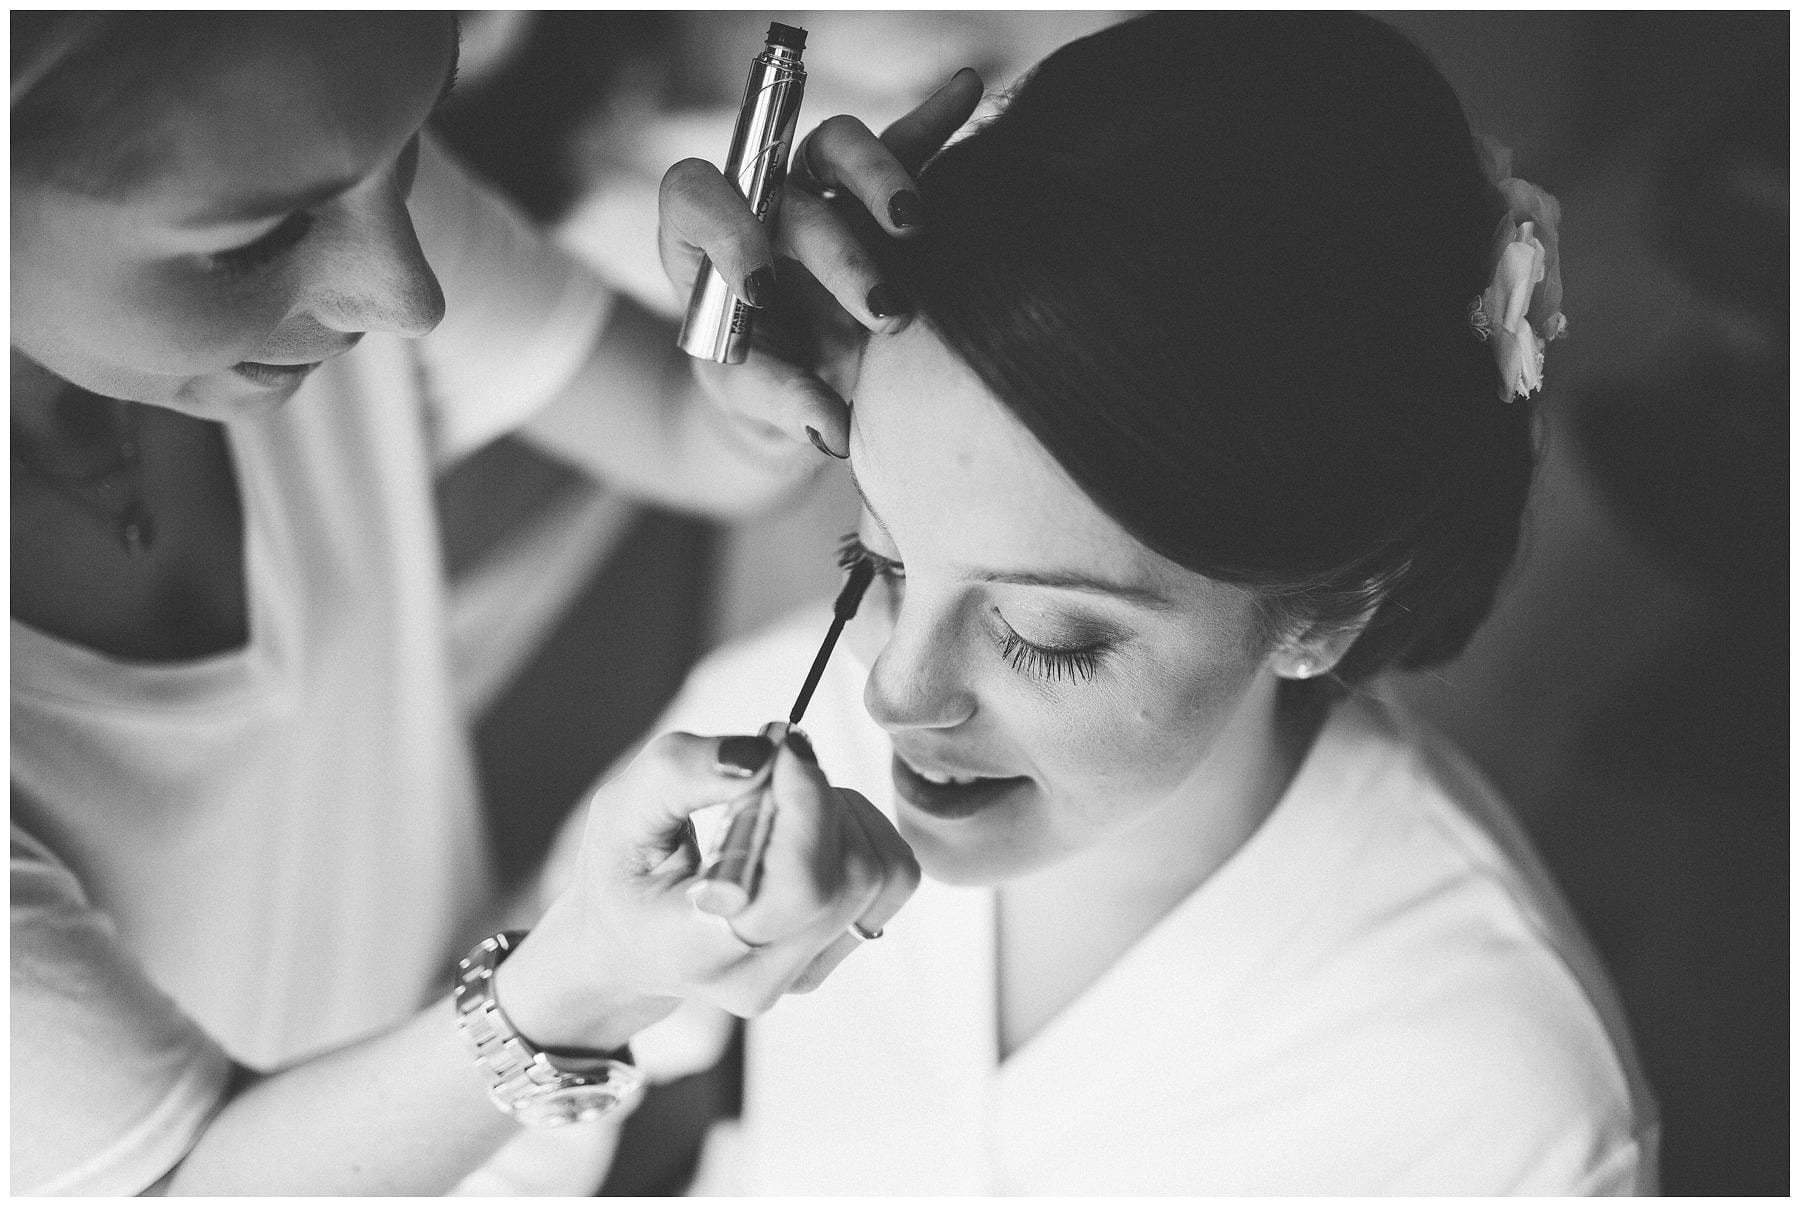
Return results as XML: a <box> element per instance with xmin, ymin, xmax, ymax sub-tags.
<box><xmin>658</xmin><ymin>68</ymin><xmax>984</xmax><ymax>458</ymax></box>
<box><xmin>497</xmin><ymin>730</ymin><xmax>919</xmax><ymax>1050</ymax></box>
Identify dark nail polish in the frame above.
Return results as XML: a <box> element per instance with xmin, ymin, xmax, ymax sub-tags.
<box><xmin>744</xmin><ymin>265</ymin><xmax>777</xmax><ymax>309</ymax></box>
<box><xmin>806</xmin><ymin>426</ymin><xmax>848</xmax><ymax>459</ymax></box>
<box><xmin>866</xmin><ymin>282</ymin><xmax>912</xmax><ymax>319</ymax></box>
<box><xmin>717</xmin><ymin>734</ymin><xmax>774</xmax><ymax>778</ymax></box>
<box><xmin>785</xmin><ymin>729</ymin><xmax>819</xmax><ymax>765</ymax></box>
<box><xmin>888</xmin><ymin>190</ymin><xmax>924</xmax><ymax>229</ymax></box>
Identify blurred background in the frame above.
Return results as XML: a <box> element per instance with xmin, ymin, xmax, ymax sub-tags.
<box><xmin>426</xmin><ymin>10</ymin><xmax>1787</xmax><ymax>1195</ymax></box>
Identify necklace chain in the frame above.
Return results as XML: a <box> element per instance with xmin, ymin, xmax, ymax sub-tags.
<box><xmin>11</xmin><ymin>390</ymin><xmax>157</xmax><ymax>557</ymax></box>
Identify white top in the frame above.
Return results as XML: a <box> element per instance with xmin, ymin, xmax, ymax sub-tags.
<box><xmin>628</xmin><ymin>613</ymin><xmax>1661</xmax><ymax>1195</ymax></box>
<box><xmin>10</xmin><ymin>138</ymin><xmax>612</xmax><ymax>1196</ymax></box>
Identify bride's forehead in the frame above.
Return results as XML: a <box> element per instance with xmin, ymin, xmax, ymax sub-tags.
<box><xmin>858</xmin><ymin>328</ymin><xmax>1054</xmax><ymax>476</ymax></box>
<box><xmin>855</xmin><ymin>329</ymin><xmax>1136</xmax><ymax>549</ymax></box>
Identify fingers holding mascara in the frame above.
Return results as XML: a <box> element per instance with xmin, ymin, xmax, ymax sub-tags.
<box><xmin>778</xmin><ymin>186</ymin><xmax>906</xmax><ymax>332</ymax></box>
<box><xmin>659</xmin><ymin>157</ymin><xmax>777</xmax><ymax>311</ymax></box>
<box><xmin>720</xmin><ymin>744</ymin><xmax>883</xmax><ymax>943</ymax></box>
<box><xmin>539</xmin><ymin>728</ymin><xmax>911</xmax><ymax>1027</ymax></box>
<box><xmin>689</xmin><ymin>344</ymin><xmax>850</xmax><ymax>459</ymax></box>
<box><xmin>657</xmin><ymin>67</ymin><xmax>986</xmax><ymax>462</ymax></box>
<box><xmin>788</xmin><ymin>785</ymin><xmax>921</xmax><ymax>993</ymax></box>
<box><xmin>793</xmin><ymin>114</ymin><xmax>924</xmax><ymax>235</ymax></box>
<box><xmin>775</xmin><ymin>70</ymin><xmax>985</xmax><ymax>331</ymax></box>
<box><xmin>878</xmin><ymin>66</ymin><xmax>985</xmax><ymax>175</ymax></box>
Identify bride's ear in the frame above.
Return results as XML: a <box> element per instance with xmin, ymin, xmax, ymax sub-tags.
<box><xmin>1267</xmin><ymin>603</ymin><xmax>1378</xmax><ymax>682</ymax></box>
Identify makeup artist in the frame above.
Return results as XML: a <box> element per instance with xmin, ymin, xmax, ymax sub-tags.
<box><xmin>11</xmin><ymin>13</ymin><xmax>973</xmax><ymax>1195</ymax></box>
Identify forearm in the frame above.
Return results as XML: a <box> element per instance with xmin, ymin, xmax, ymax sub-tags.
<box><xmin>158</xmin><ymin>995</ymin><xmax>516</xmax><ymax>1195</ymax></box>
<box><xmin>158</xmin><ymin>904</ymin><xmax>674</xmax><ymax>1195</ymax></box>
<box><xmin>517</xmin><ymin>295</ymin><xmax>819</xmax><ymax>518</ymax></box>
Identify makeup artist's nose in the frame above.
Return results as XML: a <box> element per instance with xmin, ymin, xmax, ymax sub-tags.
<box><xmin>863</xmin><ymin>609</ymin><xmax>976</xmax><ymax>733</ymax></box>
<box><xmin>302</xmin><ymin>187</ymin><xmax>445</xmax><ymax>339</ymax></box>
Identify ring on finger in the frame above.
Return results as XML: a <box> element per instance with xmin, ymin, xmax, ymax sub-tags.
<box><xmin>848</xmin><ymin>920</ymin><xmax>884</xmax><ymax>942</ymax></box>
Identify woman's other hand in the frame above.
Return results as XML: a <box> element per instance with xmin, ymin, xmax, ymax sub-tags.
<box><xmin>658</xmin><ymin>68</ymin><xmax>984</xmax><ymax>458</ymax></box>
<box><xmin>496</xmin><ymin>730</ymin><xmax>920</xmax><ymax>1050</ymax></box>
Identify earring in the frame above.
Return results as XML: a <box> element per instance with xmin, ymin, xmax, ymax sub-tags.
<box><xmin>1291</xmin><ymin>659</ymin><xmax>1314</xmax><ymax>680</ymax></box>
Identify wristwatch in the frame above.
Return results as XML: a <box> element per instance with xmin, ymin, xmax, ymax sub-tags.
<box><xmin>453</xmin><ymin>930</ymin><xmax>646</xmax><ymax>1128</ymax></box>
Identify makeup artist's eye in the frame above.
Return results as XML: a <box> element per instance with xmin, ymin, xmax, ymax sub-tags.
<box><xmin>994</xmin><ymin>622</ymin><xmax>1107</xmax><ymax>686</ymax></box>
<box><xmin>213</xmin><ymin>212</ymin><xmax>317</xmax><ymax>276</ymax></box>
<box><xmin>837</xmin><ymin>532</ymin><xmax>904</xmax><ymax>581</ymax></box>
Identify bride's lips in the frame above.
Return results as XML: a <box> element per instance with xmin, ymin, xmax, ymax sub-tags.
<box><xmin>890</xmin><ymin>752</ymin><xmax>1032</xmax><ymax>820</ymax></box>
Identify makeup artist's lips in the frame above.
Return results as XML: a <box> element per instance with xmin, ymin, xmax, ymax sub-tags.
<box><xmin>232</xmin><ymin>360</ymin><xmax>322</xmax><ymax>388</ymax></box>
<box><xmin>233</xmin><ymin>335</ymin><xmax>363</xmax><ymax>388</ymax></box>
<box><xmin>890</xmin><ymin>752</ymin><xmax>1032</xmax><ymax>820</ymax></box>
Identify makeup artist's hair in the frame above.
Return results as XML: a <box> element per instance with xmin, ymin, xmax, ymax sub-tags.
<box><xmin>11</xmin><ymin>12</ymin><xmax>444</xmax><ymax>198</ymax></box>
<box><xmin>893</xmin><ymin>12</ymin><xmax>1535</xmax><ymax>687</ymax></box>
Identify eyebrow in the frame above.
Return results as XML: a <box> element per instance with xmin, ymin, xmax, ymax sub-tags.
<box><xmin>184</xmin><ymin>26</ymin><xmax>460</xmax><ymax>228</ymax></box>
<box><xmin>846</xmin><ymin>460</ymin><xmax>1179</xmax><ymax>611</ymax></box>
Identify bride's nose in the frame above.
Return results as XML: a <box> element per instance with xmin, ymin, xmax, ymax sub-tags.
<box><xmin>862</xmin><ymin>604</ymin><xmax>977</xmax><ymax>733</ymax></box>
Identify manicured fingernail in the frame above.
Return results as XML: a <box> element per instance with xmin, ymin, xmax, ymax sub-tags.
<box><xmin>717</xmin><ymin>734</ymin><xmax>774</xmax><ymax>778</ymax></box>
<box><xmin>806</xmin><ymin>426</ymin><xmax>848</xmax><ymax>459</ymax></box>
<box><xmin>933</xmin><ymin>67</ymin><xmax>978</xmax><ymax>96</ymax></box>
<box><xmin>866</xmin><ymin>282</ymin><xmax>912</xmax><ymax>319</ymax></box>
<box><xmin>888</xmin><ymin>190</ymin><xmax>924</xmax><ymax>229</ymax></box>
<box><xmin>744</xmin><ymin>265</ymin><xmax>777</xmax><ymax>308</ymax></box>
<box><xmin>688</xmin><ymin>879</ymin><xmax>748</xmax><ymax>917</ymax></box>
<box><xmin>785</xmin><ymin>728</ymin><xmax>819</xmax><ymax>765</ymax></box>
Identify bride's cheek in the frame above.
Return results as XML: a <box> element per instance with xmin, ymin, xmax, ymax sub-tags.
<box><xmin>845</xmin><ymin>599</ymin><xmax>895</xmax><ymax>668</ymax></box>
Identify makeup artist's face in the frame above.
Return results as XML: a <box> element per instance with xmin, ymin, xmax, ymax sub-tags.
<box><xmin>845</xmin><ymin>323</ymin><xmax>1282</xmax><ymax>886</ymax></box>
<box><xmin>10</xmin><ymin>14</ymin><xmax>454</xmax><ymax>420</ymax></box>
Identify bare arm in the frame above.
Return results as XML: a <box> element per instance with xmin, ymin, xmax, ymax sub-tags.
<box><xmin>146</xmin><ymin>733</ymin><xmax>913</xmax><ymax>1195</ymax></box>
<box><xmin>155</xmin><ymin>995</ymin><xmax>519</xmax><ymax>1195</ymax></box>
<box><xmin>514</xmin><ymin>294</ymin><xmax>823</xmax><ymax>519</ymax></box>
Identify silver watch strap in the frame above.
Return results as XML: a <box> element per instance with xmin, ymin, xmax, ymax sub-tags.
<box><xmin>453</xmin><ymin>930</ymin><xmax>640</xmax><ymax>1117</ymax></box>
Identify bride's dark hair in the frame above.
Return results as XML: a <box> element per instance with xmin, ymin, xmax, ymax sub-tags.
<box><xmin>893</xmin><ymin>12</ymin><xmax>1536</xmax><ymax>686</ymax></box>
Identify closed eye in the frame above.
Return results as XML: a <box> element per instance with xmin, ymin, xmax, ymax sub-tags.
<box><xmin>213</xmin><ymin>211</ymin><xmax>316</xmax><ymax>275</ymax></box>
<box><xmin>994</xmin><ymin>622</ymin><xmax>1107</xmax><ymax>685</ymax></box>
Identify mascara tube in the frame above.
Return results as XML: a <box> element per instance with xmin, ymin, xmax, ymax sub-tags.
<box><xmin>677</xmin><ymin>22</ymin><xmax>809</xmax><ymax>364</ymax></box>
<box><xmin>694</xmin><ymin>721</ymin><xmax>791</xmax><ymax>916</ymax></box>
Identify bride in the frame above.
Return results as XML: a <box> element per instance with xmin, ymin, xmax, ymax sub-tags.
<box><xmin>610</xmin><ymin>9</ymin><xmax>1656</xmax><ymax>1195</ymax></box>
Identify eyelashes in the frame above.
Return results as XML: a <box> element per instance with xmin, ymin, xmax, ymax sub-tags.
<box><xmin>835</xmin><ymin>532</ymin><xmax>1108</xmax><ymax>686</ymax></box>
<box><xmin>214</xmin><ymin>212</ymin><xmax>317</xmax><ymax>276</ymax></box>
<box><xmin>997</xmin><ymin>629</ymin><xmax>1104</xmax><ymax>685</ymax></box>
<box><xmin>838</xmin><ymin>531</ymin><xmax>903</xmax><ymax>580</ymax></box>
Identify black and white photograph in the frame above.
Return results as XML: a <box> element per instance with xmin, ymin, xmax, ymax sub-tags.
<box><xmin>10</xmin><ymin>7</ymin><xmax>1786</xmax><ymax>1196</ymax></box>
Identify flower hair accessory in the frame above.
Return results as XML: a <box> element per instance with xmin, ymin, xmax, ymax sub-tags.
<box><xmin>1469</xmin><ymin>152</ymin><xmax>1567</xmax><ymax>404</ymax></box>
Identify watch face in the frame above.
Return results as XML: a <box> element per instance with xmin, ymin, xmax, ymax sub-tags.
<box><xmin>516</xmin><ymin>1079</ymin><xmax>643</xmax><ymax>1128</ymax></box>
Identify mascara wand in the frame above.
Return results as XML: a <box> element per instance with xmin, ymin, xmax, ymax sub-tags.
<box><xmin>694</xmin><ymin>554</ymin><xmax>877</xmax><ymax>916</ymax></box>
<box><xmin>789</xmin><ymin>554</ymin><xmax>876</xmax><ymax>726</ymax></box>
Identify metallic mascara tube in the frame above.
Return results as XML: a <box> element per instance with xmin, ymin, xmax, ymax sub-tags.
<box><xmin>694</xmin><ymin>721</ymin><xmax>790</xmax><ymax>916</ymax></box>
<box><xmin>677</xmin><ymin>22</ymin><xmax>808</xmax><ymax>364</ymax></box>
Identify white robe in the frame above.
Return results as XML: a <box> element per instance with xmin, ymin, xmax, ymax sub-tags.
<box><xmin>624</xmin><ymin>611</ymin><xmax>1660</xmax><ymax>1195</ymax></box>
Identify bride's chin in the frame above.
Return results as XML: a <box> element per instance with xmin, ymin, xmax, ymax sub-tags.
<box><xmin>897</xmin><ymin>813</ymin><xmax>1044</xmax><ymax>888</ymax></box>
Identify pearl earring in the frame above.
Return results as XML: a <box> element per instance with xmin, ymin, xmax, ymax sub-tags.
<box><xmin>1292</xmin><ymin>659</ymin><xmax>1314</xmax><ymax>680</ymax></box>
